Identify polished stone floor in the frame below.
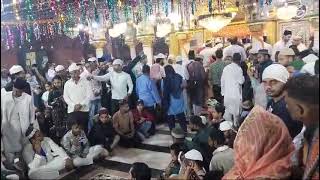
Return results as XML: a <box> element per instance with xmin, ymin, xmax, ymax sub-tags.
<box><xmin>58</xmin><ymin>123</ymin><xmax>182</xmax><ymax>179</ymax></box>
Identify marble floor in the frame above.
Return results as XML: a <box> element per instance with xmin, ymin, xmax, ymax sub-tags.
<box><xmin>58</xmin><ymin>123</ymin><xmax>181</xmax><ymax>179</ymax></box>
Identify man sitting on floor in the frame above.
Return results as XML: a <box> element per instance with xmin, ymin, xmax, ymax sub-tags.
<box><xmin>25</xmin><ymin>125</ymin><xmax>73</xmax><ymax>179</ymax></box>
<box><xmin>88</xmin><ymin>108</ymin><xmax>120</xmax><ymax>157</ymax></box>
<box><xmin>61</xmin><ymin>120</ymin><xmax>109</xmax><ymax>167</ymax></box>
<box><xmin>113</xmin><ymin>100</ymin><xmax>141</xmax><ymax>147</ymax></box>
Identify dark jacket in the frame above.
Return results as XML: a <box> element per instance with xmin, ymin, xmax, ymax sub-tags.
<box><xmin>88</xmin><ymin>120</ymin><xmax>116</xmax><ymax>151</ymax></box>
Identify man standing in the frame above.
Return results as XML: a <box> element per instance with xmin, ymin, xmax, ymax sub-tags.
<box><xmin>284</xmin><ymin>74</ymin><xmax>319</xmax><ymax>179</ymax></box>
<box><xmin>221</xmin><ymin>53</ymin><xmax>245</xmax><ymax>127</ymax></box>
<box><xmin>262</xmin><ymin>64</ymin><xmax>303</xmax><ymax>138</ymax></box>
<box><xmin>89</xmin><ymin>59</ymin><xmax>133</xmax><ymax>115</ymax></box>
<box><xmin>208</xmin><ymin>49</ymin><xmax>227</xmax><ymax>103</ymax></box>
<box><xmin>272</xmin><ymin>30</ymin><xmax>292</xmax><ymax>61</ymax></box>
<box><xmin>135</xmin><ymin>65</ymin><xmax>161</xmax><ymax>116</ymax></box>
<box><xmin>1</xmin><ymin>78</ymin><xmax>39</xmax><ymax>169</ymax></box>
<box><xmin>292</xmin><ymin>34</ymin><xmax>307</xmax><ymax>52</ymax></box>
<box><xmin>5</xmin><ymin>65</ymin><xmax>31</xmax><ymax>95</ymax></box>
<box><xmin>199</xmin><ymin>40</ymin><xmax>217</xmax><ymax>69</ymax></box>
<box><xmin>64</xmin><ymin>63</ymin><xmax>92</xmax><ymax>134</ymax></box>
<box><xmin>257</xmin><ymin>49</ymin><xmax>273</xmax><ymax>82</ymax></box>
<box><xmin>81</xmin><ymin>58</ymin><xmax>102</xmax><ymax>132</ymax></box>
<box><xmin>223</xmin><ymin>37</ymin><xmax>247</xmax><ymax>61</ymax></box>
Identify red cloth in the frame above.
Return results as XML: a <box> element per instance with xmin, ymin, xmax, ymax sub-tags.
<box><xmin>131</xmin><ymin>109</ymin><xmax>155</xmax><ymax>127</ymax></box>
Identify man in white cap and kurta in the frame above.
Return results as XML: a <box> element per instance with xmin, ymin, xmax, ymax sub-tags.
<box><xmin>5</xmin><ymin>65</ymin><xmax>31</xmax><ymax>95</ymax></box>
<box><xmin>63</xmin><ymin>63</ymin><xmax>93</xmax><ymax>134</ymax></box>
<box><xmin>272</xmin><ymin>30</ymin><xmax>293</xmax><ymax>61</ymax></box>
<box><xmin>262</xmin><ymin>64</ymin><xmax>303</xmax><ymax>139</ymax></box>
<box><xmin>178</xmin><ymin>149</ymin><xmax>206</xmax><ymax>179</ymax></box>
<box><xmin>1</xmin><ymin>78</ymin><xmax>39</xmax><ymax>174</ymax></box>
<box><xmin>292</xmin><ymin>33</ymin><xmax>307</xmax><ymax>53</ymax></box>
<box><xmin>88</xmin><ymin>59</ymin><xmax>133</xmax><ymax>115</ymax></box>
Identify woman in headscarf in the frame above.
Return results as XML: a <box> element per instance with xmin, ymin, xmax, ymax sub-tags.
<box><xmin>162</xmin><ymin>65</ymin><xmax>188</xmax><ymax>132</ymax></box>
<box><xmin>223</xmin><ymin>105</ymin><xmax>295</xmax><ymax>179</ymax></box>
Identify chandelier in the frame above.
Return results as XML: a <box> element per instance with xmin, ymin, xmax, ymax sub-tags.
<box><xmin>198</xmin><ymin>12</ymin><xmax>236</xmax><ymax>32</ymax></box>
<box><xmin>276</xmin><ymin>3</ymin><xmax>298</xmax><ymax>20</ymax></box>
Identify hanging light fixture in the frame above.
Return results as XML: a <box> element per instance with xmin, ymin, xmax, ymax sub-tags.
<box><xmin>276</xmin><ymin>3</ymin><xmax>298</xmax><ymax>20</ymax></box>
<box><xmin>198</xmin><ymin>12</ymin><xmax>236</xmax><ymax>32</ymax></box>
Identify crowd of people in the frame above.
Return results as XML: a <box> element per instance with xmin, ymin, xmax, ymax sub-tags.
<box><xmin>1</xmin><ymin>29</ymin><xmax>319</xmax><ymax>180</ymax></box>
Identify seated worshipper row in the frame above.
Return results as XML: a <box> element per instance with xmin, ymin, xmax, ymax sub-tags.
<box><xmin>163</xmin><ymin>105</ymin><xmax>304</xmax><ymax>180</ymax></box>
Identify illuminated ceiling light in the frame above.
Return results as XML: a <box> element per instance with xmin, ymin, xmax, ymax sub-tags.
<box><xmin>198</xmin><ymin>13</ymin><xmax>236</xmax><ymax>32</ymax></box>
<box><xmin>276</xmin><ymin>5</ymin><xmax>297</xmax><ymax>20</ymax></box>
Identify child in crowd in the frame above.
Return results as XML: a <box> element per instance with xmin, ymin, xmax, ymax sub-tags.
<box><xmin>131</xmin><ymin>100</ymin><xmax>155</xmax><ymax>139</ymax></box>
<box><xmin>113</xmin><ymin>100</ymin><xmax>141</xmax><ymax>147</ymax></box>
<box><xmin>61</xmin><ymin>120</ymin><xmax>109</xmax><ymax>167</ymax></box>
<box><xmin>219</xmin><ymin>121</ymin><xmax>237</xmax><ymax>148</ymax></box>
<box><xmin>88</xmin><ymin>108</ymin><xmax>120</xmax><ymax>156</ymax></box>
<box><xmin>206</xmin><ymin>99</ymin><xmax>226</xmax><ymax>130</ymax></box>
<box><xmin>41</xmin><ymin>82</ymin><xmax>52</xmax><ymax>108</ymax></box>
<box><xmin>163</xmin><ymin>143</ymin><xmax>182</xmax><ymax>178</ymax></box>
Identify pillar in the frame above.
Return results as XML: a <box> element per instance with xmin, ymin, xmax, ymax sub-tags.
<box><xmin>137</xmin><ymin>35</ymin><xmax>154</xmax><ymax>65</ymax></box>
<box><xmin>126</xmin><ymin>39</ymin><xmax>137</xmax><ymax>59</ymax></box>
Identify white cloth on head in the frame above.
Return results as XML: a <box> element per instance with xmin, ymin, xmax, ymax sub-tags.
<box><xmin>302</xmin><ymin>54</ymin><xmax>319</xmax><ymax>64</ymax></box>
<box><xmin>9</xmin><ymin>65</ymin><xmax>24</xmax><ymax>75</ymax></box>
<box><xmin>262</xmin><ymin>64</ymin><xmax>289</xmax><ymax>83</ymax></box>
<box><xmin>68</xmin><ymin>63</ymin><xmax>80</xmax><ymax>72</ymax></box>
<box><xmin>300</xmin><ymin>61</ymin><xmax>316</xmax><ymax>75</ymax></box>
<box><xmin>112</xmin><ymin>59</ymin><xmax>124</xmax><ymax>66</ymax></box>
<box><xmin>55</xmin><ymin>65</ymin><xmax>65</xmax><ymax>72</ymax></box>
<box><xmin>47</xmin><ymin>68</ymin><xmax>56</xmax><ymax>82</ymax></box>
<box><xmin>219</xmin><ymin>121</ymin><xmax>233</xmax><ymax>131</ymax></box>
<box><xmin>88</xmin><ymin>57</ymin><xmax>98</xmax><ymax>62</ymax></box>
<box><xmin>185</xmin><ymin>149</ymin><xmax>203</xmax><ymax>161</ymax></box>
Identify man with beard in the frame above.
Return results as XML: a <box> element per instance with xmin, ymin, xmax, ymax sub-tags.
<box><xmin>284</xmin><ymin>74</ymin><xmax>319</xmax><ymax>179</ymax></box>
<box><xmin>5</xmin><ymin>65</ymin><xmax>31</xmax><ymax>95</ymax></box>
<box><xmin>208</xmin><ymin>129</ymin><xmax>234</xmax><ymax>175</ymax></box>
<box><xmin>262</xmin><ymin>64</ymin><xmax>303</xmax><ymax>138</ymax></box>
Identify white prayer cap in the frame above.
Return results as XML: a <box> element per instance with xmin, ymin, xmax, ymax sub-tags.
<box><xmin>300</xmin><ymin>62</ymin><xmax>316</xmax><ymax>75</ymax></box>
<box><xmin>219</xmin><ymin>121</ymin><xmax>233</xmax><ymax>131</ymax></box>
<box><xmin>88</xmin><ymin>57</ymin><xmax>98</xmax><ymax>62</ymax></box>
<box><xmin>184</xmin><ymin>149</ymin><xmax>203</xmax><ymax>161</ymax></box>
<box><xmin>112</xmin><ymin>59</ymin><xmax>124</xmax><ymax>66</ymax></box>
<box><xmin>279</xmin><ymin>48</ymin><xmax>295</xmax><ymax>56</ymax></box>
<box><xmin>55</xmin><ymin>65</ymin><xmax>65</xmax><ymax>72</ymax></box>
<box><xmin>154</xmin><ymin>53</ymin><xmax>166</xmax><ymax>59</ymax></box>
<box><xmin>68</xmin><ymin>63</ymin><xmax>81</xmax><ymax>72</ymax></box>
<box><xmin>9</xmin><ymin>65</ymin><xmax>24</xmax><ymax>75</ymax></box>
<box><xmin>302</xmin><ymin>54</ymin><xmax>319</xmax><ymax>64</ymax></box>
<box><xmin>262</xmin><ymin>64</ymin><xmax>289</xmax><ymax>83</ymax></box>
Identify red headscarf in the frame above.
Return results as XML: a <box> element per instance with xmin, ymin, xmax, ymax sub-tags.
<box><xmin>223</xmin><ymin>105</ymin><xmax>295</xmax><ymax>179</ymax></box>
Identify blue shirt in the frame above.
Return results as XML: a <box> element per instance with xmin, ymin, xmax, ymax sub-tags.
<box><xmin>167</xmin><ymin>94</ymin><xmax>185</xmax><ymax>116</ymax></box>
<box><xmin>136</xmin><ymin>74</ymin><xmax>161</xmax><ymax>107</ymax></box>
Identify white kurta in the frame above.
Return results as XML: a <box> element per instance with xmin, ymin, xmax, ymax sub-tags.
<box><xmin>28</xmin><ymin>137</ymin><xmax>69</xmax><ymax>179</ymax></box>
<box><xmin>221</xmin><ymin>63</ymin><xmax>244</xmax><ymax>122</ymax></box>
<box><xmin>93</xmin><ymin>71</ymin><xmax>133</xmax><ymax>100</ymax></box>
<box><xmin>1</xmin><ymin>89</ymin><xmax>38</xmax><ymax>153</ymax></box>
<box><xmin>63</xmin><ymin>77</ymin><xmax>93</xmax><ymax>113</ymax></box>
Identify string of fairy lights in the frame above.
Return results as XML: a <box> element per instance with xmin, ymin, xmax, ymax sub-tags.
<box><xmin>0</xmin><ymin>0</ymin><xmax>275</xmax><ymax>49</ymax></box>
